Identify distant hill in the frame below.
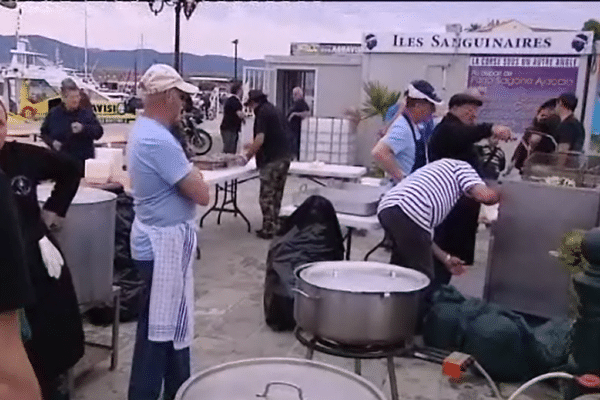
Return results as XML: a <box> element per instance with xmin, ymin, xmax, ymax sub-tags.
<box><xmin>0</xmin><ymin>35</ymin><xmax>265</xmax><ymax>78</ymax></box>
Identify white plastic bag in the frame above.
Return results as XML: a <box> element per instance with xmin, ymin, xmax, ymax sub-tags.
<box><xmin>38</xmin><ymin>236</ymin><xmax>64</xmax><ymax>279</ymax></box>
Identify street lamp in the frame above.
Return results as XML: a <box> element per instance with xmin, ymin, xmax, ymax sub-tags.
<box><xmin>232</xmin><ymin>39</ymin><xmax>239</xmax><ymax>81</ymax></box>
<box><xmin>148</xmin><ymin>0</ymin><xmax>198</xmax><ymax>74</ymax></box>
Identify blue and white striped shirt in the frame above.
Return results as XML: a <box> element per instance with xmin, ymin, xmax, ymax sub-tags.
<box><xmin>377</xmin><ymin>159</ymin><xmax>484</xmax><ymax>234</ymax></box>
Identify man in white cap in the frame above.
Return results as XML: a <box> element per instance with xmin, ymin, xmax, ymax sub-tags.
<box><xmin>126</xmin><ymin>64</ymin><xmax>210</xmax><ymax>400</ymax></box>
<box><xmin>371</xmin><ymin>80</ymin><xmax>443</xmax><ymax>183</ymax></box>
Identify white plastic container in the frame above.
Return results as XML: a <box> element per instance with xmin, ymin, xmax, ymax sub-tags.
<box><xmin>95</xmin><ymin>147</ymin><xmax>123</xmax><ymax>179</ymax></box>
<box><xmin>85</xmin><ymin>159</ymin><xmax>111</xmax><ymax>184</ymax></box>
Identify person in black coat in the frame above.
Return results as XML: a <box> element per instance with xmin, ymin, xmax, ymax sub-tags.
<box><xmin>40</xmin><ymin>78</ymin><xmax>103</xmax><ymax>176</ymax></box>
<box><xmin>0</xmin><ymin>97</ymin><xmax>84</xmax><ymax>399</ymax></box>
<box><xmin>427</xmin><ymin>93</ymin><xmax>513</xmax><ymax>291</ymax></box>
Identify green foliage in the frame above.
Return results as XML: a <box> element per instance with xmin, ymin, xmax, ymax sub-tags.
<box><xmin>557</xmin><ymin>229</ymin><xmax>589</xmax><ymax>318</ymax></box>
<box><xmin>557</xmin><ymin>230</ymin><xmax>589</xmax><ymax>275</ymax></box>
<box><xmin>361</xmin><ymin>81</ymin><xmax>401</xmax><ymax>121</ymax></box>
<box><xmin>582</xmin><ymin>19</ymin><xmax>600</xmax><ymax>42</ymax></box>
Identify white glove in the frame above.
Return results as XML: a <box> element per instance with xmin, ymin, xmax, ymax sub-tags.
<box><xmin>38</xmin><ymin>236</ymin><xmax>64</xmax><ymax>279</ymax></box>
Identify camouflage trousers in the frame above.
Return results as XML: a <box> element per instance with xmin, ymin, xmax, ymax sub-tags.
<box><xmin>259</xmin><ymin>158</ymin><xmax>291</xmax><ymax>234</ymax></box>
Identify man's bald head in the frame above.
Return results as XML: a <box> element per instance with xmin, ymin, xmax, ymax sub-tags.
<box><xmin>292</xmin><ymin>87</ymin><xmax>304</xmax><ymax>101</ymax></box>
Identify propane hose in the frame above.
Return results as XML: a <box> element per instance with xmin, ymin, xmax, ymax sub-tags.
<box><xmin>506</xmin><ymin>372</ymin><xmax>575</xmax><ymax>400</ymax></box>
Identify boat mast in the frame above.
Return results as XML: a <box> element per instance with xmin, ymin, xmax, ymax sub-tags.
<box><xmin>84</xmin><ymin>0</ymin><xmax>88</xmax><ymax>80</ymax></box>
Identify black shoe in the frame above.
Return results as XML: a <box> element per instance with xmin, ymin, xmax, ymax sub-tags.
<box><xmin>256</xmin><ymin>229</ymin><xmax>274</xmax><ymax>240</ymax></box>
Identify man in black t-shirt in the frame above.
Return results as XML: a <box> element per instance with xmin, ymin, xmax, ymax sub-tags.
<box><xmin>0</xmin><ymin>170</ymin><xmax>41</xmax><ymax>400</ymax></box>
<box><xmin>242</xmin><ymin>90</ymin><xmax>291</xmax><ymax>239</ymax></box>
<box><xmin>220</xmin><ymin>82</ymin><xmax>245</xmax><ymax>153</ymax></box>
<box><xmin>287</xmin><ymin>87</ymin><xmax>310</xmax><ymax>160</ymax></box>
<box><xmin>555</xmin><ymin>92</ymin><xmax>585</xmax><ymax>153</ymax></box>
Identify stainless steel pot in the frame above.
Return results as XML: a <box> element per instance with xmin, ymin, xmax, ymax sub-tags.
<box><xmin>175</xmin><ymin>357</ymin><xmax>387</xmax><ymax>400</ymax></box>
<box><xmin>37</xmin><ymin>184</ymin><xmax>117</xmax><ymax>305</ymax></box>
<box><xmin>293</xmin><ymin>261</ymin><xmax>430</xmax><ymax>345</ymax></box>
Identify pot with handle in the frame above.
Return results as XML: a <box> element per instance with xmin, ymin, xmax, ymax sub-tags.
<box><xmin>293</xmin><ymin>261</ymin><xmax>430</xmax><ymax>345</ymax></box>
<box><xmin>175</xmin><ymin>357</ymin><xmax>388</xmax><ymax>400</ymax></box>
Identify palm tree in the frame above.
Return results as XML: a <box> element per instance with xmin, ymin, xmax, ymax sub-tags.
<box><xmin>360</xmin><ymin>81</ymin><xmax>401</xmax><ymax>121</ymax></box>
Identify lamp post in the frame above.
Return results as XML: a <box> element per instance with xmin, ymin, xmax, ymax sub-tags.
<box><xmin>232</xmin><ymin>39</ymin><xmax>239</xmax><ymax>81</ymax></box>
<box><xmin>149</xmin><ymin>0</ymin><xmax>198</xmax><ymax>74</ymax></box>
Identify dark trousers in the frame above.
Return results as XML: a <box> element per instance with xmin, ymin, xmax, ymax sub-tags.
<box><xmin>259</xmin><ymin>158</ymin><xmax>291</xmax><ymax>234</ymax></box>
<box><xmin>290</xmin><ymin>128</ymin><xmax>301</xmax><ymax>160</ymax></box>
<box><xmin>432</xmin><ymin>196</ymin><xmax>481</xmax><ymax>292</ymax></box>
<box><xmin>220</xmin><ymin>129</ymin><xmax>239</xmax><ymax>154</ymax></box>
<box><xmin>378</xmin><ymin>206</ymin><xmax>434</xmax><ymax>280</ymax></box>
<box><xmin>128</xmin><ymin>260</ymin><xmax>190</xmax><ymax>400</ymax></box>
<box><xmin>378</xmin><ymin>206</ymin><xmax>434</xmax><ymax>330</ymax></box>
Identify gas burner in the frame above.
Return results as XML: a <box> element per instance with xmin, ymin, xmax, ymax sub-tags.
<box><xmin>294</xmin><ymin>327</ymin><xmax>410</xmax><ymax>359</ymax></box>
<box><xmin>293</xmin><ymin>327</ymin><xmax>450</xmax><ymax>400</ymax></box>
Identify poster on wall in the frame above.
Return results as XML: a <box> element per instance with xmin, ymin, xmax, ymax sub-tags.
<box><xmin>467</xmin><ymin>55</ymin><xmax>579</xmax><ymax>136</ymax></box>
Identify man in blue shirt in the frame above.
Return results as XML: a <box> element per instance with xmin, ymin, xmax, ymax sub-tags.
<box><xmin>371</xmin><ymin>80</ymin><xmax>442</xmax><ymax>182</ymax></box>
<box><xmin>127</xmin><ymin>64</ymin><xmax>210</xmax><ymax>400</ymax></box>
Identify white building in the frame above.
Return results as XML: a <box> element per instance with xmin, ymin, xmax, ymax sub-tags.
<box><xmin>244</xmin><ymin>26</ymin><xmax>597</xmax><ymax>167</ymax></box>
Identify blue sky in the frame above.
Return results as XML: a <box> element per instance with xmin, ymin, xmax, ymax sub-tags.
<box><xmin>0</xmin><ymin>2</ymin><xmax>597</xmax><ymax>60</ymax></box>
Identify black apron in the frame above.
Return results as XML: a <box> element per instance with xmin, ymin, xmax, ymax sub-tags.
<box><xmin>403</xmin><ymin>113</ymin><xmax>427</xmax><ymax>173</ymax></box>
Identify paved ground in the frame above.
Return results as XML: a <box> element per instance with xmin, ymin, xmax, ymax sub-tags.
<box><xmin>9</xmin><ymin>117</ymin><xmax>556</xmax><ymax>400</ymax></box>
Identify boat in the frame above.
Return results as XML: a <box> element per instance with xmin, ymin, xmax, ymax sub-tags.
<box><xmin>1</xmin><ymin>37</ymin><xmax>135</xmax><ymax>122</ymax></box>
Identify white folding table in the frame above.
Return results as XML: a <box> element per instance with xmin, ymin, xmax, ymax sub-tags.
<box><xmin>198</xmin><ymin>159</ymin><xmax>258</xmax><ymax>232</ymax></box>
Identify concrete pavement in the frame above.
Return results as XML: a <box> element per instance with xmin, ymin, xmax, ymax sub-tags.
<box><xmin>8</xmin><ymin>117</ymin><xmax>554</xmax><ymax>400</ymax></box>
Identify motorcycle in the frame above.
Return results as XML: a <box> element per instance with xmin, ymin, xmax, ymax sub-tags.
<box><xmin>181</xmin><ymin>109</ymin><xmax>213</xmax><ymax>156</ymax></box>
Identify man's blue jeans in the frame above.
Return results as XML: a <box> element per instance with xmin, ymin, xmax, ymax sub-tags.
<box><xmin>128</xmin><ymin>260</ymin><xmax>191</xmax><ymax>400</ymax></box>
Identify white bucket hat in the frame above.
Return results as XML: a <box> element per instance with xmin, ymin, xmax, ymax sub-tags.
<box><xmin>140</xmin><ymin>64</ymin><xmax>198</xmax><ymax>95</ymax></box>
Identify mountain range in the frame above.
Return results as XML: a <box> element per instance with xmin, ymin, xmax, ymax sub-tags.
<box><xmin>0</xmin><ymin>34</ymin><xmax>265</xmax><ymax>78</ymax></box>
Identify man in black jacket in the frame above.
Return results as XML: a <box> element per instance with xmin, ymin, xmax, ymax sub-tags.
<box><xmin>41</xmin><ymin>78</ymin><xmax>103</xmax><ymax>175</ymax></box>
<box><xmin>1</xmin><ymin>96</ymin><xmax>84</xmax><ymax>399</ymax></box>
<box><xmin>427</xmin><ymin>93</ymin><xmax>512</xmax><ymax>290</ymax></box>
<box><xmin>0</xmin><ymin>170</ymin><xmax>41</xmax><ymax>400</ymax></box>
<box><xmin>243</xmin><ymin>89</ymin><xmax>291</xmax><ymax>239</ymax></box>
<box><xmin>220</xmin><ymin>81</ymin><xmax>245</xmax><ymax>153</ymax></box>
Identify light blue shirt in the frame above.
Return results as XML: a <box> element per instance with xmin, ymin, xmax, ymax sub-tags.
<box><xmin>127</xmin><ymin>116</ymin><xmax>195</xmax><ymax>260</ymax></box>
<box><xmin>382</xmin><ymin>114</ymin><xmax>420</xmax><ymax>176</ymax></box>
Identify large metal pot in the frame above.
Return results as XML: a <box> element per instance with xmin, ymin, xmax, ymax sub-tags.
<box><xmin>175</xmin><ymin>357</ymin><xmax>387</xmax><ymax>400</ymax></box>
<box><xmin>37</xmin><ymin>184</ymin><xmax>117</xmax><ymax>305</ymax></box>
<box><xmin>293</xmin><ymin>261</ymin><xmax>430</xmax><ymax>345</ymax></box>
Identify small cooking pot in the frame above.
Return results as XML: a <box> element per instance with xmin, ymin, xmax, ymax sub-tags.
<box><xmin>293</xmin><ymin>261</ymin><xmax>430</xmax><ymax>345</ymax></box>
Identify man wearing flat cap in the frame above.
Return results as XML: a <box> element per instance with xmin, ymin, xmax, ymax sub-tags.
<box><xmin>127</xmin><ymin>64</ymin><xmax>210</xmax><ymax>400</ymax></box>
<box><xmin>372</xmin><ymin>80</ymin><xmax>442</xmax><ymax>182</ymax></box>
<box><xmin>242</xmin><ymin>89</ymin><xmax>291</xmax><ymax>240</ymax></box>
<box><xmin>427</xmin><ymin>92</ymin><xmax>513</xmax><ymax>293</ymax></box>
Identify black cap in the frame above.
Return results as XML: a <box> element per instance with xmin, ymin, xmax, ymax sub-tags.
<box><xmin>244</xmin><ymin>89</ymin><xmax>267</xmax><ymax>106</ymax></box>
<box><xmin>448</xmin><ymin>93</ymin><xmax>483</xmax><ymax>108</ymax></box>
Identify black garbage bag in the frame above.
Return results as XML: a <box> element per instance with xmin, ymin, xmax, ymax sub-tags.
<box><xmin>87</xmin><ymin>192</ymin><xmax>145</xmax><ymax>325</ymax></box>
<box><xmin>264</xmin><ymin>195</ymin><xmax>344</xmax><ymax>331</ymax></box>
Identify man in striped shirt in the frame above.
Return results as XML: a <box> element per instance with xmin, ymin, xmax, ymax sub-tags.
<box><xmin>377</xmin><ymin>158</ymin><xmax>500</xmax><ymax>282</ymax></box>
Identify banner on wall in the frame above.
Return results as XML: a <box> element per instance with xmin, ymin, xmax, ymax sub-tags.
<box><xmin>362</xmin><ymin>31</ymin><xmax>594</xmax><ymax>55</ymax></box>
<box><xmin>467</xmin><ymin>55</ymin><xmax>579</xmax><ymax>135</ymax></box>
